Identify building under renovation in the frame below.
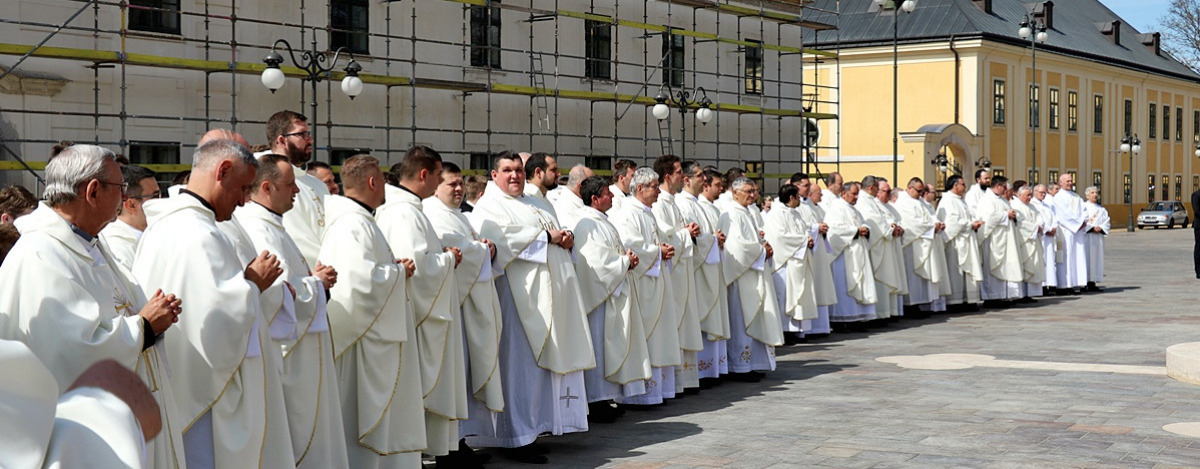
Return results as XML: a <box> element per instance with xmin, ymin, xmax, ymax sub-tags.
<box><xmin>0</xmin><ymin>0</ymin><xmax>843</xmax><ymax>192</ymax></box>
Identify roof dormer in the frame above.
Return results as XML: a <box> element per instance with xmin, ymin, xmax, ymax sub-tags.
<box><xmin>1096</xmin><ymin>20</ymin><xmax>1121</xmax><ymax>46</ymax></box>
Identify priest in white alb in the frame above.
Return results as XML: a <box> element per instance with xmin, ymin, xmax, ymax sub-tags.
<box><xmin>421</xmin><ymin>162</ymin><xmax>504</xmax><ymax>467</ymax></box>
<box><xmin>793</xmin><ymin>174</ymin><xmax>835</xmax><ymax>335</ymax></box>
<box><xmin>0</xmin><ymin>144</ymin><xmax>185</xmax><ymax>469</ymax></box>
<box><xmin>717</xmin><ymin>177</ymin><xmax>783</xmax><ymax>380</ymax></box>
<box><xmin>893</xmin><ymin>178</ymin><xmax>949</xmax><ymax>313</ymax></box>
<box><xmin>319</xmin><ymin>155</ymin><xmax>422</xmax><ymax>469</ymax></box>
<box><xmin>610</xmin><ymin>167</ymin><xmax>680</xmax><ymax>405</ymax></box>
<box><xmin>974</xmin><ymin>176</ymin><xmax>1024</xmax><ymax>303</ymax></box>
<box><xmin>678</xmin><ymin>164</ymin><xmax>730</xmax><ymax>383</ymax></box>
<box><xmin>608</xmin><ymin>159</ymin><xmax>637</xmax><ymax>213</ymax></box>
<box><xmin>376</xmin><ymin>146</ymin><xmax>470</xmax><ymax>463</ymax></box>
<box><xmin>965</xmin><ymin>169</ymin><xmax>991</xmax><ymax>214</ymax></box>
<box><xmin>573</xmin><ymin>175</ymin><xmax>652</xmax><ymax>419</ymax></box>
<box><xmin>824</xmin><ymin>182</ymin><xmax>878</xmax><ymax>325</ymax></box>
<box><xmin>1032</xmin><ymin>184</ymin><xmax>1059</xmax><ymax>294</ymax></box>
<box><xmin>98</xmin><ymin>164</ymin><xmax>159</xmax><ymax>271</ymax></box>
<box><xmin>266</xmin><ymin>110</ymin><xmax>329</xmax><ymax>268</ymax></box>
<box><xmin>550</xmin><ymin>164</ymin><xmax>594</xmax><ymax>230</ymax></box>
<box><xmin>1082</xmin><ymin>186</ymin><xmax>1110</xmax><ymax>291</ymax></box>
<box><xmin>763</xmin><ymin>184</ymin><xmax>816</xmax><ymax>339</ymax></box>
<box><xmin>465</xmin><ymin>151</ymin><xmax>594</xmax><ymax>465</ymax></box>
<box><xmin>134</xmin><ymin>139</ymin><xmax>297</xmax><ymax>468</ymax></box>
<box><xmin>235</xmin><ymin>153</ymin><xmax>349</xmax><ymax>468</ymax></box>
<box><xmin>1051</xmin><ymin>174</ymin><xmax>1089</xmax><ymax>294</ymax></box>
<box><xmin>855</xmin><ymin>177</ymin><xmax>906</xmax><ymax>319</ymax></box>
<box><xmin>651</xmin><ymin>155</ymin><xmax>703</xmax><ymax>393</ymax></box>
<box><xmin>1010</xmin><ymin>183</ymin><xmax>1046</xmax><ymax>302</ymax></box>
<box><xmin>937</xmin><ymin>176</ymin><xmax>984</xmax><ymax>309</ymax></box>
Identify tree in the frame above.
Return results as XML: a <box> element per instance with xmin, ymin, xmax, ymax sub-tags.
<box><xmin>1159</xmin><ymin>0</ymin><xmax>1200</xmax><ymax>71</ymax></box>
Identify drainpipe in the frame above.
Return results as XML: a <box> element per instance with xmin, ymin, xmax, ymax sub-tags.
<box><xmin>950</xmin><ymin>35</ymin><xmax>960</xmax><ymax>124</ymax></box>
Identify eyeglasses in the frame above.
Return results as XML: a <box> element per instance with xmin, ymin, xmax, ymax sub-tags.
<box><xmin>98</xmin><ymin>180</ymin><xmax>129</xmax><ymax>192</ymax></box>
<box><xmin>130</xmin><ymin>191</ymin><xmax>162</xmax><ymax>200</ymax></box>
<box><xmin>282</xmin><ymin>130</ymin><xmax>312</xmax><ymax>139</ymax></box>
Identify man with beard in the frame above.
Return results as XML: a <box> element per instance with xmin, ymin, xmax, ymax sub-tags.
<box><xmin>266</xmin><ymin>110</ymin><xmax>328</xmax><ymax>267</ymax></box>
<box><xmin>965</xmin><ymin>169</ymin><xmax>991</xmax><ymax>214</ymax></box>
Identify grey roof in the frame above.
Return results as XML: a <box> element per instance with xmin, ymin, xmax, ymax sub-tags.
<box><xmin>800</xmin><ymin>0</ymin><xmax>1200</xmax><ymax>84</ymax></box>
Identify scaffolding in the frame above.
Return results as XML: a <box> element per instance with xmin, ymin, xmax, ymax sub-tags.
<box><xmin>0</xmin><ymin>0</ymin><xmax>842</xmax><ymax>189</ymax></box>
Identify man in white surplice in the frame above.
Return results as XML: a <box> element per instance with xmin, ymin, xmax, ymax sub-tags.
<box><xmin>965</xmin><ymin>169</ymin><xmax>991</xmax><ymax>214</ymax></box>
<box><xmin>319</xmin><ymin>155</ymin><xmax>423</xmax><ymax>469</ymax></box>
<box><xmin>421</xmin><ymin>162</ymin><xmax>504</xmax><ymax>467</ymax></box>
<box><xmin>893</xmin><ymin>178</ymin><xmax>950</xmax><ymax>313</ymax></box>
<box><xmin>855</xmin><ymin>177</ymin><xmax>907</xmax><ymax>320</ymax></box>
<box><xmin>936</xmin><ymin>176</ymin><xmax>984</xmax><ymax>309</ymax></box>
<box><xmin>98</xmin><ymin>164</ymin><xmax>159</xmax><ymax>271</ymax></box>
<box><xmin>610</xmin><ymin>167</ymin><xmax>680</xmax><ymax>405</ymax></box>
<box><xmin>266</xmin><ymin>110</ymin><xmax>330</xmax><ymax>268</ymax></box>
<box><xmin>792</xmin><ymin>174</ymin><xmax>835</xmax><ymax>335</ymax></box>
<box><xmin>608</xmin><ymin>159</ymin><xmax>638</xmax><ymax>213</ymax></box>
<box><xmin>234</xmin><ymin>154</ymin><xmax>349</xmax><ymax>469</ymax></box>
<box><xmin>1010</xmin><ymin>184</ymin><xmax>1046</xmax><ymax>302</ymax></box>
<box><xmin>763</xmin><ymin>184</ymin><xmax>817</xmax><ymax>340</ymax></box>
<box><xmin>974</xmin><ymin>176</ymin><xmax>1024</xmax><ymax>303</ymax></box>
<box><xmin>464</xmin><ymin>152</ymin><xmax>594</xmax><ymax>465</ymax></box>
<box><xmin>1082</xmin><ymin>186</ymin><xmax>1110</xmax><ymax>291</ymax></box>
<box><xmin>0</xmin><ymin>145</ymin><xmax>185</xmax><ymax>469</ymax></box>
<box><xmin>376</xmin><ymin>147</ymin><xmax>470</xmax><ymax>464</ymax></box>
<box><xmin>679</xmin><ymin>165</ymin><xmax>730</xmax><ymax>383</ymax></box>
<box><xmin>133</xmin><ymin>140</ymin><xmax>298</xmax><ymax>468</ymax></box>
<box><xmin>1051</xmin><ymin>174</ymin><xmax>1089</xmax><ymax>294</ymax></box>
<box><xmin>717</xmin><ymin>177</ymin><xmax>783</xmax><ymax>380</ymax></box>
<box><xmin>824</xmin><ymin>182</ymin><xmax>878</xmax><ymax>325</ymax></box>
<box><xmin>573</xmin><ymin>175</ymin><xmax>652</xmax><ymax>420</ymax></box>
<box><xmin>1031</xmin><ymin>184</ymin><xmax>1060</xmax><ymax>294</ymax></box>
<box><xmin>651</xmin><ymin>155</ymin><xmax>703</xmax><ymax>394</ymax></box>
<box><xmin>551</xmin><ymin>165</ymin><xmax>594</xmax><ymax>230</ymax></box>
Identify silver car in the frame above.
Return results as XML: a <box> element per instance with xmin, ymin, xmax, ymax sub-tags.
<box><xmin>1137</xmin><ymin>201</ymin><xmax>1190</xmax><ymax>229</ymax></box>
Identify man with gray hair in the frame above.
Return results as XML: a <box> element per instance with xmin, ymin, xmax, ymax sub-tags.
<box><xmin>1031</xmin><ymin>184</ymin><xmax>1059</xmax><ymax>295</ymax></box>
<box><xmin>611</xmin><ymin>166</ymin><xmax>680</xmax><ymax>404</ymax></box>
<box><xmin>550</xmin><ymin>164</ymin><xmax>595</xmax><ymax>229</ymax></box>
<box><xmin>134</xmin><ymin>139</ymin><xmax>298</xmax><ymax>468</ymax></box>
<box><xmin>1082</xmin><ymin>186</ymin><xmax>1109</xmax><ymax>292</ymax></box>
<box><xmin>717</xmin><ymin>177</ymin><xmax>781</xmax><ymax>381</ymax></box>
<box><xmin>0</xmin><ymin>144</ymin><xmax>186</xmax><ymax>469</ymax></box>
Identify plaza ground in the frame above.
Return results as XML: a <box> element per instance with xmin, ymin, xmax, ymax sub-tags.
<box><xmin>481</xmin><ymin>227</ymin><xmax>1200</xmax><ymax>468</ymax></box>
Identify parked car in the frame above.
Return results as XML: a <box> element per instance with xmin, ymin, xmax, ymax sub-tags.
<box><xmin>1137</xmin><ymin>201</ymin><xmax>1190</xmax><ymax>229</ymax></box>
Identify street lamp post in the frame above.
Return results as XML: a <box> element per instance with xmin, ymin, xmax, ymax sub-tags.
<box><xmin>261</xmin><ymin>38</ymin><xmax>363</xmax><ymax>161</ymax></box>
<box><xmin>874</xmin><ymin>0</ymin><xmax>916</xmax><ymax>185</ymax></box>
<box><xmin>1120</xmin><ymin>132</ymin><xmax>1141</xmax><ymax>232</ymax></box>
<box><xmin>1019</xmin><ymin>16</ymin><xmax>1049</xmax><ymax>184</ymax></box>
<box><xmin>652</xmin><ymin>87</ymin><xmax>715</xmax><ymax>157</ymax></box>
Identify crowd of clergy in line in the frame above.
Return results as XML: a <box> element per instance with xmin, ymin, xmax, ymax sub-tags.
<box><xmin>0</xmin><ymin>108</ymin><xmax>1111</xmax><ymax>469</ymax></box>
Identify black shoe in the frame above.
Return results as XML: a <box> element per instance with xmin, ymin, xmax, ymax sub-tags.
<box><xmin>501</xmin><ymin>445</ymin><xmax>549</xmax><ymax>464</ymax></box>
<box><xmin>727</xmin><ymin>371</ymin><xmax>764</xmax><ymax>383</ymax></box>
<box><xmin>588</xmin><ymin>401</ymin><xmax>624</xmax><ymax>423</ymax></box>
<box><xmin>456</xmin><ymin>439</ymin><xmax>492</xmax><ymax>464</ymax></box>
<box><xmin>437</xmin><ymin>451</ymin><xmax>485</xmax><ymax>469</ymax></box>
<box><xmin>699</xmin><ymin>377</ymin><xmax>719</xmax><ymax>389</ymax></box>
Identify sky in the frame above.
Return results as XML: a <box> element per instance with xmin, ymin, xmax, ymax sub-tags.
<box><xmin>1098</xmin><ymin>0</ymin><xmax>1171</xmax><ymax>33</ymax></box>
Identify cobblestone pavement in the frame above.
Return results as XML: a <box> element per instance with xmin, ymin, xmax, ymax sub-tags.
<box><xmin>480</xmin><ymin>227</ymin><xmax>1200</xmax><ymax>469</ymax></box>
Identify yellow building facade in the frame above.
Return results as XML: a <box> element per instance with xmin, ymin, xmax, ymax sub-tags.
<box><xmin>804</xmin><ymin>0</ymin><xmax>1200</xmax><ymax>226</ymax></box>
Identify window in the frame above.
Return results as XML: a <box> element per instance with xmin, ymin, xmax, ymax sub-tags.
<box><xmin>584</xmin><ymin>155</ymin><xmax>611</xmax><ymax>172</ymax></box>
<box><xmin>993</xmin><ymin>79</ymin><xmax>1006</xmax><ymax>124</ymax></box>
<box><xmin>1194</xmin><ymin>110</ymin><xmax>1200</xmax><ymax>143</ymax></box>
<box><xmin>1124</xmin><ymin>174</ymin><xmax>1131</xmax><ymax>204</ymax></box>
<box><xmin>1164</xmin><ymin>105</ymin><xmax>1171</xmax><ymax>140</ymax></box>
<box><xmin>663</xmin><ymin>31</ymin><xmax>685</xmax><ymax>88</ymax></box>
<box><xmin>330</xmin><ymin>0</ymin><xmax>369</xmax><ymax>54</ymax></box>
<box><xmin>1194</xmin><ymin>175</ymin><xmax>1199</xmax><ymax>194</ymax></box>
<box><xmin>469</xmin><ymin>152</ymin><xmax>491</xmax><ymax>171</ymax></box>
<box><xmin>1029</xmin><ymin>169</ymin><xmax>1039</xmax><ymax>184</ymax></box>
<box><xmin>1094</xmin><ymin>95</ymin><xmax>1104</xmax><ymax>134</ymax></box>
<box><xmin>129</xmin><ymin>0</ymin><xmax>181</xmax><ymax>35</ymax></box>
<box><xmin>745</xmin><ymin>161</ymin><xmax>764</xmax><ymax>176</ymax></box>
<box><xmin>1093</xmin><ymin>171</ymin><xmax>1103</xmax><ymax>191</ymax></box>
<box><xmin>329</xmin><ymin>148</ymin><xmax>370</xmax><ymax>167</ymax></box>
<box><xmin>1177</xmin><ymin>107</ymin><xmax>1184</xmax><ymax>141</ymax></box>
<box><xmin>1176</xmin><ymin>175</ymin><xmax>1183</xmax><ymax>201</ymax></box>
<box><xmin>1123</xmin><ymin>99</ymin><xmax>1133</xmax><ymax>136</ymax></box>
<box><xmin>744</xmin><ymin>40</ymin><xmax>763</xmax><ymax>95</ymax></box>
<box><xmin>1149</xmin><ymin>103</ymin><xmax>1157</xmax><ymax>139</ymax></box>
<box><xmin>993</xmin><ymin>168</ymin><xmax>1006</xmax><ymax>178</ymax></box>
<box><xmin>1149</xmin><ymin>175</ymin><xmax>1157</xmax><ymax>202</ymax></box>
<box><xmin>1048</xmin><ymin>88</ymin><xmax>1060</xmax><ymax>130</ymax></box>
<box><xmin>1162</xmin><ymin>174</ymin><xmax>1169</xmax><ymax>202</ymax></box>
<box><xmin>584</xmin><ymin>18</ymin><xmax>612</xmax><ymax>80</ymax></box>
<box><xmin>470</xmin><ymin>2</ymin><xmax>502</xmax><ymax>68</ymax></box>
<box><xmin>1067</xmin><ymin>91</ymin><xmax>1078</xmax><ymax>131</ymax></box>
<box><xmin>1048</xmin><ymin>169</ymin><xmax>1059</xmax><ymax>185</ymax></box>
<box><xmin>129</xmin><ymin>141</ymin><xmax>181</xmax><ymax>187</ymax></box>
<box><xmin>1067</xmin><ymin>171</ymin><xmax>1077</xmax><ymax>184</ymax></box>
<box><xmin>1029</xmin><ymin>85</ymin><xmax>1040</xmax><ymax>128</ymax></box>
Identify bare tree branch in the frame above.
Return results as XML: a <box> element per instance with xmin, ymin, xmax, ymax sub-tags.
<box><xmin>1159</xmin><ymin>0</ymin><xmax>1200</xmax><ymax>71</ymax></box>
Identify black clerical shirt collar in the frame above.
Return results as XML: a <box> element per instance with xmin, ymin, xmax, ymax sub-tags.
<box><xmin>68</xmin><ymin>223</ymin><xmax>96</xmax><ymax>245</ymax></box>
<box><xmin>348</xmin><ymin>196</ymin><xmax>376</xmax><ymax>216</ymax></box>
<box><xmin>251</xmin><ymin>200</ymin><xmax>284</xmax><ymax>218</ymax></box>
<box><xmin>395</xmin><ymin>183</ymin><xmax>420</xmax><ymax>199</ymax></box>
<box><xmin>180</xmin><ymin>189</ymin><xmax>218</xmax><ymax>216</ymax></box>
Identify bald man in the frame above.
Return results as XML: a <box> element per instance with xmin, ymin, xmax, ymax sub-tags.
<box><xmin>551</xmin><ymin>164</ymin><xmax>595</xmax><ymax>231</ymax></box>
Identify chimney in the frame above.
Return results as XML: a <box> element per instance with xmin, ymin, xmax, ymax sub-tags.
<box><xmin>972</xmin><ymin>0</ymin><xmax>992</xmax><ymax>13</ymax></box>
<box><xmin>1032</xmin><ymin>1</ymin><xmax>1054</xmax><ymax>30</ymax></box>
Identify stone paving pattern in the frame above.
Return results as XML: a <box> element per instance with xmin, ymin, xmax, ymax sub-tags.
<box><xmin>480</xmin><ymin>227</ymin><xmax>1200</xmax><ymax>468</ymax></box>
